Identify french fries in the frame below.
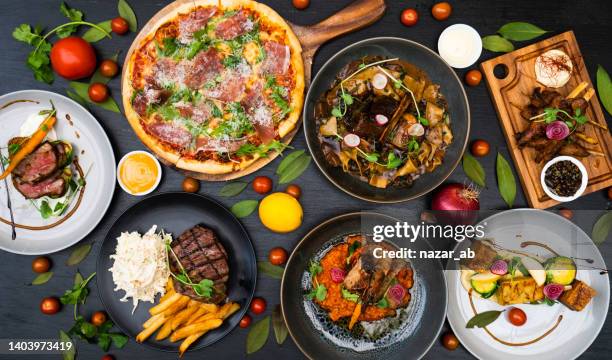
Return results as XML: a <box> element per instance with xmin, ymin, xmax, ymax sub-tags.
<box><xmin>137</xmin><ymin>281</ymin><xmax>240</xmax><ymax>357</ymax></box>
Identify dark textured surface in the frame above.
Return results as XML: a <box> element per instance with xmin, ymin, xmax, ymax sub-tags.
<box><xmin>0</xmin><ymin>0</ymin><xmax>610</xmax><ymax>359</ymax></box>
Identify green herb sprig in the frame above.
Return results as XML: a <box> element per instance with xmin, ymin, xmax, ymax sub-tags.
<box><xmin>60</xmin><ymin>272</ymin><xmax>96</xmax><ymax>320</ymax></box>
<box><xmin>165</xmin><ymin>239</ymin><xmax>214</xmax><ymax>298</ymax></box>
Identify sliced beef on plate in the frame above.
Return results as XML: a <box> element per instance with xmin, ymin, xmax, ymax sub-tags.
<box><xmin>183</xmin><ymin>48</ymin><xmax>223</xmax><ymax>89</ymax></box>
<box><xmin>169</xmin><ymin>225</ymin><xmax>230</xmax><ymax>304</ymax></box>
<box><xmin>146</xmin><ymin>119</ymin><xmax>193</xmax><ymax>148</ymax></box>
<box><xmin>11</xmin><ymin>141</ymin><xmax>59</xmax><ymax>183</ymax></box>
<box><xmin>260</xmin><ymin>41</ymin><xmax>290</xmax><ymax>75</ymax></box>
<box><xmin>12</xmin><ymin>171</ymin><xmax>67</xmax><ymax>199</ymax></box>
<box><xmin>214</xmin><ymin>10</ymin><xmax>253</xmax><ymax>40</ymax></box>
<box><xmin>243</xmin><ymin>82</ymin><xmax>275</xmax><ymax>144</ymax></box>
<box><xmin>178</xmin><ymin>7</ymin><xmax>217</xmax><ymax>43</ymax></box>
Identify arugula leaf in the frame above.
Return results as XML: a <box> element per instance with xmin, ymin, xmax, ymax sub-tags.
<box><xmin>57</xmin><ymin>2</ymin><xmax>83</xmax><ymax>38</ymax></box>
<box><xmin>235</xmin><ymin>140</ymin><xmax>287</xmax><ymax>157</ymax></box>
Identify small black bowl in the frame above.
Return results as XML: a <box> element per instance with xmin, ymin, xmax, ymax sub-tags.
<box><xmin>303</xmin><ymin>37</ymin><xmax>470</xmax><ymax>203</ymax></box>
<box><xmin>96</xmin><ymin>192</ymin><xmax>256</xmax><ymax>352</ymax></box>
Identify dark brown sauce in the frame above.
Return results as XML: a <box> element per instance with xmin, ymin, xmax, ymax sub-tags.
<box><xmin>0</xmin><ymin>99</ymin><xmax>39</xmax><ymax>109</ymax></box>
<box><xmin>65</xmin><ymin>113</ymin><xmax>73</xmax><ymax>126</ymax></box>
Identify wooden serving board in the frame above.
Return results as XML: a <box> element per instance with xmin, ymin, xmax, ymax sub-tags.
<box><xmin>480</xmin><ymin>31</ymin><xmax>612</xmax><ymax>209</ymax></box>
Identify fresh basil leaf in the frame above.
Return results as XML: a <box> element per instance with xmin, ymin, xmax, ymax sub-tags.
<box><xmin>592</xmin><ymin>211</ymin><xmax>612</xmax><ymax>245</ymax></box>
<box><xmin>246</xmin><ymin>316</ymin><xmax>270</xmax><ymax>354</ymax></box>
<box><xmin>496</xmin><ymin>153</ymin><xmax>516</xmax><ymax>208</ymax></box>
<box><xmin>82</xmin><ymin>20</ymin><xmax>112</xmax><ymax>43</ymax></box>
<box><xmin>498</xmin><ymin>22</ymin><xmax>547</xmax><ymax>41</ymax></box>
<box><xmin>276</xmin><ymin>150</ymin><xmax>305</xmax><ymax>175</ymax></box>
<box><xmin>482</xmin><ymin>35</ymin><xmax>514</xmax><ymax>53</ymax></box>
<box><xmin>278</xmin><ymin>154</ymin><xmax>311</xmax><ymax>184</ymax></box>
<box><xmin>257</xmin><ymin>261</ymin><xmax>284</xmax><ymax>279</ymax></box>
<box><xmin>66</xmin><ymin>243</ymin><xmax>92</xmax><ymax>266</ymax></box>
<box><xmin>117</xmin><ymin>0</ymin><xmax>138</xmax><ymax>32</ymax></box>
<box><xmin>596</xmin><ymin>65</ymin><xmax>612</xmax><ymax>116</ymax></box>
<box><xmin>463</xmin><ymin>153</ymin><xmax>486</xmax><ymax>187</ymax></box>
<box><xmin>32</xmin><ymin>271</ymin><xmax>53</xmax><ymax>285</ymax></box>
<box><xmin>466</xmin><ymin>310</ymin><xmax>503</xmax><ymax>328</ymax></box>
<box><xmin>219</xmin><ymin>182</ymin><xmax>248</xmax><ymax>197</ymax></box>
<box><xmin>272</xmin><ymin>305</ymin><xmax>288</xmax><ymax>345</ymax></box>
<box><xmin>230</xmin><ymin>200</ymin><xmax>259</xmax><ymax>218</ymax></box>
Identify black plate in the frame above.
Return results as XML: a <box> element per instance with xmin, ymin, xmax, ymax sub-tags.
<box><xmin>96</xmin><ymin>192</ymin><xmax>256</xmax><ymax>352</ymax></box>
<box><xmin>303</xmin><ymin>37</ymin><xmax>470</xmax><ymax>203</ymax></box>
<box><xmin>281</xmin><ymin>212</ymin><xmax>447</xmax><ymax>360</ymax></box>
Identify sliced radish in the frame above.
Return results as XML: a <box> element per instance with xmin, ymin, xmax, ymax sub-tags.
<box><xmin>408</xmin><ymin>123</ymin><xmax>424</xmax><ymax>136</ymax></box>
<box><xmin>375</xmin><ymin>114</ymin><xmax>389</xmax><ymax>126</ymax></box>
<box><xmin>372</xmin><ymin>73</ymin><xmax>388</xmax><ymax>89</ymax></box>
<box><xmin>343</xmin><ymin>133</ymin><xmax>360</xmax><ymax>147</ymax></box>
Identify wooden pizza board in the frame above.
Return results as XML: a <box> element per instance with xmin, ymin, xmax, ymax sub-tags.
<box><xmin>480</xmin><ymin>31</ymin><xmax>612</xmax><ymax>209</ymax></box>
<box><xmin>123</xmin><ymin>0</ymin><xmax>387</xmax><ymax>181</ymax></box>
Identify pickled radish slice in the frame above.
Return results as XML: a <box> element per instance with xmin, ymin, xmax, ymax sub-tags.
<box><xmin>372</xmin><ymin>73</ymin><xmax>388</xmax><ymax>89</ymax></box>
<box><xmin>330</xmin><ymin>268</ymin><xmax>345</xmax><ymax>283</ymax></box>
<box><xmin>543</xmin><ymin>283</ymin><xmax>564</xmax><ymax>300</ymax></box>
<box><xmin>375</xmin><ymin>114</ymin><xmax>389</xmax><ymax>125</ymax></box>
<box><xmin>388</xmin><ymin>284</ymin><xmax>405</xmax><ymax>304</ymax></box>
<box><xmin>408</xmin><ymin>123</ymin><xmax>425</xmax><ymax>136</ymax></box>
<box><xmin>343</xmin><ymin>133</ymin><xmax>360</xmax><ymax>147</ymax></box>
<box><xmin>490</xmin><ymin>260</ymin><xmax>508</xmax><ymax>275</ymax></box>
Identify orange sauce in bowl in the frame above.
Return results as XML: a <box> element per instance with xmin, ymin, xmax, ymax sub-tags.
<box><xmin>119</xmin><ymin>152</ymin><xmax>159</xmax><ymax>194</ymax></box>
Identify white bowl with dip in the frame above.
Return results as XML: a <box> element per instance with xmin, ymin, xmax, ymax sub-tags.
<box><xmin>117</xmin><ymin>151</ymin><xmax>162</xmax><ymax>196</ymax></box>
<box><xmin>540</xmin><ymin>156</ymin><xmax>588</xmax><ymax>202</ymax></box>
<box><xmin>438</xmin><ymin>24</ymin><xmax>482</xmax><ymax>69</ymax></box>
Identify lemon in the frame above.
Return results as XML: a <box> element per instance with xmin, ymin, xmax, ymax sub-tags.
<box><xmin>259</xmin><ymin>192</ymin><xmax>303</xmax><ymax>233</ymax></box>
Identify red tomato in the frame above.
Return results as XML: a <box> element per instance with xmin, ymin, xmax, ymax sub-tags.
<box><xmin>508</xmin><ymin>307</ymin><xmax>527</xmax><ymax>326</ymax></box>
<box><xmin>432</xmin><ymin>2</ymin><xmax>452</xmax><ymax>21</ymax></box>
<box><xmin>50</xmin><ymin>37</ymin><xmax>96</xmax><ymax>80</ymax></box>
<box><xmin>285</xmin><ymin>184</ymin><xmax>301</xmax><ymax>199</ymax></box>
<box><xmin>99</xmin><ymin>59</ymin><xmax>119</xmax><ymax>78</ymax></box>
<box><xmin>292</xmin><ymin>0</ymin><xmax>310</xmax><ymax>10</ymax></box>
<box><xmin>40</xmin><ymin>297</ymin><xmax>61</xmax><ymax>315</ymax></box>
<box><xmin>465</xmin><ymin>69</ymin><xmax>483</xmax><ymax>86</ymax></box>
<box><xmin>470</xmin><ymin>139</ymin><xmax>490</xmax><ymax>157</ymax></box>
<box><xmin>101</xmin><ymin>355</ymin><xmax>115</xmax><ymax>360</ymax></box>
<box><xmin>253</xmin><ymin>176</ymin><xmax>273</xmax><ymax>194</ymax></box>
<box><xmin>400</xmin><ymin>8</ymin><xmax>419</xmax><ymax>27</ymax></box>
<box><xmin>250</xmin><ymin>297</ymin><xmax>266</xmax><ymax>315</ymax></box>
<box><xmin>268</xmin><ymin>247</ymin><xmax>288</xmax><ymax>266</ymax></box>
<box><xmin>441</xmin><ymin>331</ymin><xmax>459</xmax><ymax>350</ymax></box>
<box><xmin>91</xmin><ymin>311</ymin><xmax>107</xmax><ymax>326</ymax></box>
<box><xmin>111</xmin><ymin>17</ymin><xmax>129</xmax><ymax>35</ymax></box>
<box><xmin>607</xmin><ymin>187</ymin><xmax>612</xmax><ymax>200</ymax></box>
<box><xmin>32</xmin><ymin>256</ymin><xmax>51</xmax><ymax>273</ymax></box>
<box><xmin>239</xmin><ymin>314</ymin><xmax>252</xmax><ymax>328</ymax></box>
<box><xmin>88</xmin><ymin>83</ymin><xmax>109</xmax><ymax>103</ymax></box>
<box><xmin>558</xmin><ymin>208</ymin><xmax>573</xmax><ymax>220</ymax></box>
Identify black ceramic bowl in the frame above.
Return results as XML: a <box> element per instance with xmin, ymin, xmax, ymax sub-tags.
<box><xmin>303</xmin><ymin>37</ymin><xmax>470</xmax><ymax>203</ymax></box>
<box><xmin>281</xmin><ymin>212</ymin><xmax>447</xmax><ymax>360</ymax></box>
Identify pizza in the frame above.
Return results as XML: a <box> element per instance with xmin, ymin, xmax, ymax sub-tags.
<box><xmin>122</xmin><ymin>0</ymin><xmax>304</xmax><ymax>174</ymax></box>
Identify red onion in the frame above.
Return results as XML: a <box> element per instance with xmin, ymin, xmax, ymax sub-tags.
<box><xmin>431</xmin><ymin>184</ymin><xmax>480</xmax><ymax>225</ymax></box>
<box><xmin>490</xmin><ymin>260</ymin><xmax>508</xmax><ymax>275</ymax></box>
<box><xmin>546</xmin><ymin>121</ymin><xmax>570</xmax><ymax>140</ymax></box>
<box><xmin>372</xmin><ymin>73</ymin><xmax>388</xmax><ymax>89</ymax></box>
<box><xmin>543</xmin><ymin>283</ymin><xmax>564</xmax><ymax>300</ymax></box>
<box><xmin>387</xmin><ymin>284</ymin><xmax>405</xmax><ymax>304</ymax></box>
<box><xmin>375</xmin><ymin>114</ymin><xmax>389</xmax><ymax>126</ymax></box>
<box><xmin>330</xmin><ymin>268</ymin><xmax>345</xmax><ymax>283</ymax></box>
<box><xmin>343</xmin><ymin>133</ymin><xmax>360</xmax><ymax>147</ymax></box>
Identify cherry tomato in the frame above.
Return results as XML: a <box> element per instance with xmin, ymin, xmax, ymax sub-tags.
<box><xmin>32</xmin><ymin>256</ymin><xmax>51</xmax><ymax>273</ymax></box>
<box><xmin>99</xmin><ymin>59</ymin><xmax>119</xmax><ymax>78</ymax></box>
<box><xmin>508</xmin><ymin>307</ymin><xmax>527</xmax><ymax>326</ymax></box>
<box><xmin>292</xmin><ymin>0</ymin><xmax>310</xmax><ymax>10</ymax></box>
<box><xmin>465</xmin><ymin>69</ymin><xmax>483</xmax><ymax>86</ymax></box>
<box><xmin>285</xmin><ymin>184</ymin><xmax>301</xmax><ymax>199</ymax></box>
<box><xmin>268</xmin><ymin>247</ymin><xmax>288</xmax><ymax>266</ymax></box>
<box><xmin>101</xmin><ymin>355</ymin><xmax>115</xmax><ymax>360</ymax></box>
<box><xmin>40</xmin><ymin>297</ymin><xmax>61</xmax><ymax>315</ymax></box>
<box><xmin>441</xmin><ymin>331</ymin><xmax>459</xmax><ymax>350</ymax></box>
<box><xmin>607</xmin><ymin>187</ymin><xmax>612</xmax><ymax>200</ymax></box>
<box><xmin>182</xmin><ymin>177</ymin><xmax>200</xmax><ymax>193</ymax></box>
<box><xmin>88</xmin><ymin>83</ymin><xmax>109</xmax><ymax>103</ymax></box>
<box><xmin>239</xmin><ymin>314</ymin><xmax>252</xmax><ymax>328</ymax></box>
<box><xmin>50</xmin><ymin>36</ymin><xmax>96</xmax><ymax>80</ymax></box>
<box><xmin>470</xmin><ymin>139</ymin><xmax>490</xmax><ymax>157</ymax></box>
<box><xmin>400</xmin><ymin>8</ymin><xmax>419</xmax><ymax>27</ymax></box>
<box><xmin>253</xmin><ymin>176</ymin><xmax>272</xmax><ymax>194</ymax></box>
<box><xmin>432</xmin><ymin>2</ymin><xmax>452</xmax><ymax>21</ymax></box>
<box><xmin>250</xmin><ymin>297</ymin><xmax>266</xmax><ymax>315</ymax></box>
<box><xmin>558</xmin><ymin>208</ymin><xmax>573</xmax><ymax>220</ymax></box>
<box><xmin>111</xmin><ymin>17</ymin><xmax>129</xmax><ymax>35</ymax></box>
<box><xmin>91</xmin><ymin>311</ymin><xmax>107</xmax><ymax>326</ymax></box>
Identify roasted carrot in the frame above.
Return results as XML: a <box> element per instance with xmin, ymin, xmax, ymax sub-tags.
<box><xmin>0</xmin><ymin>114</ymin><xmax>56</xmax><ymax>180</ymax></box>
<box><xmin>348</xmin><ymin>302</ymin><xmax>362</xmax><ymax>330</ymax></box>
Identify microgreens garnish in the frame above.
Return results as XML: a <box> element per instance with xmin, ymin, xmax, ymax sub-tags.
<box><xmin>306</xmin><ymin>261</ymin><xmax>326</xmax><ymax>301</ymax></box>
<box><xmin>375</xmin><ymin>66</ymin><xmax>430</xmax><ymax>126</ymax></box>
<box><xmin>165</xmin><ymin>237</ymin><xmax>214</xmax><ymax>298</ymax></box>
<box><xmin>530</xmin><ymin>107</ymin><xmax>588</xmax><ymax>125</ymax></box>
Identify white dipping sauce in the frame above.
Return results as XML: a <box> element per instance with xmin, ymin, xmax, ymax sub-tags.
<box><xmin>438</xmin><ymin>24</ymin><xmax>482</xmax><ymax>69</ymax></box>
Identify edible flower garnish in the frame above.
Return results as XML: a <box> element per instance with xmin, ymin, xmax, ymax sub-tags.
<box><xmin>543</xmin><ymin>283</ymin><xmax>564</xmax><ymax>300</ymax></box>
<box><xmin>387</xmin><ymin>284</ymin><xmax>406</xmax><ymax>305</ymax></box>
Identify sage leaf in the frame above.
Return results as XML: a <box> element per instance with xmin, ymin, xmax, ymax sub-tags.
<box><xmin>82</xmin><ymin>20</ymin><xmax>112</xmax><ymax>43</ymax></box>
<box><xmin>59</xmin><ymin>330</ymin><xmax>76</xmax><ymax>360</ymax></box>
<box><xmin>118</xmin><ymin>0</ymin><xmax>138</xmax><ymax>32</ymax></box>
<box><xmin>596</xmin><ymin>65</ymin><xmax>612</xmax><ymax>116</ymax></box>
<box><xmin>498</xmin><ymin>22</ymin><xmax>547</xmax><ymax>41</ymax></box>
<box><xmin>592</xmin><ymin>211</ymin><xmax>612</xmax><ymax>245</ymax></box>
<box><xmin>482</xmin><ymin>35</ymin><xmax>514</xmax><ymax>53</ymax></box>
<box><xmin>278</xmin><ymin>154</ymin><xmax>311</xmax><ymax>184</ymax></box>
<box><xmin>272</xmin><ymin>305</ymin><xmax>288</xmax><ymax>345</ymax></box>
<box><xmin>496</xmin><ymin>153</ymin><xmax>516</xmax><ymax>208</ymax></box>
<box><xmin>74</xmin><ymin>271</ymin><xmax>84</xmax><ymax>286</ymax></box>
<box><xmin>466</xmin><ymin>310</ymin><xmax>503</xmax><ymax>328</ymax></box>
<box><xmin>219</xmin><ymin>182</ymin><xmax>248</xmax><ymax>197</ymax></box>
<box><xmin>258</xmin><ymin>262</ymin><xmax>284</xmax><ymax>279</ymax></box>
<box><xmin>231</xmin><ymin>200</ymin><xmax>258</xmax><ymax>218</ymax></box>
<box><xmin>32</xmin><ymin>271</ymin><xmax>53</xmax><ymax>285</ymax></box>
<box><xmin>66</xmin><ymin>89</ymin><xmax>87</xmax><ymax>107</ymax></box>
<box><xmin>90</xmin><ymin>52</ymin><xmax>119</xmax><ymax>84</ymax></box>
<box><xmin>463</xmin><ymin>153</ymin><xmax>486</xmax><ymax>187</ymax></box>
<box><xmin>66</xmin><ymin>243</ymin><xmax>92</xmax><ymax>266</ymax></box>
<box><xmin>69</xmin><ymin>82</ymin><xmax>121</xmax><ymax>113</ymax></box>
<box><xmin>246</xmin><ymin>316</ymin><xmax>270</xmax><ymax>354</ymax></box>
<box><xmin>276</xmin><ymin>150</ymin><xmax>305</xmax><ymax>175</ymax></box>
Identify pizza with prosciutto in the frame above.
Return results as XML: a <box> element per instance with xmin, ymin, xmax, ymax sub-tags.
<box><xmin>122</xmin><ymin>0</ymin><xmax>304</xmax><ymax>174</ymax></box>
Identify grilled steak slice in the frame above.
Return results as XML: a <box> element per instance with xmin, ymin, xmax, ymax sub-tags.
<box><xmin>11</xmin><ymin>140</ymin><xmax>59</xmax><ymax>183</ymax></box>
<box><xmin>12</xmin><ymin>170</ymin><xmax>67</xmax><ymax>199</ymax></box>
<box><xmin>170</xmin><ymin>225</ymin><xmax>229</xmax><ymax>304</ymax></box>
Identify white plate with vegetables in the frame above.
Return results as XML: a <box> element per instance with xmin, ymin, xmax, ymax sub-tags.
<box><xmin>0</xmin><ymin>90</ymin><xmax>115</xmax><ymax>254</ymax></box>
<box><xmin>446</xmin><ymin>209</ymin><xmax>609</xmax><ymax>360</ymax></box>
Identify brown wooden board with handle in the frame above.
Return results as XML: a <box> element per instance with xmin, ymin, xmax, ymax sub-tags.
<box><xmin>480</xmin><ymin>31</ymin><xmax>612</xmax><ymax>209</ymax></box>
<box><xmin>123</xmin><ymin>0</ymin><xmax>386</xmax><ymax>181</ymax></box>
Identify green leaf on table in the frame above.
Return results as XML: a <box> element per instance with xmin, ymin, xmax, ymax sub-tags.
<box><xmin>596</xmin><ymin>65</ymin><xmax>612</xmax><ymax>116</ymax></box>
<box><xmin>496</xmin><ymin>153</ymin><xmax>517</xmax><ymax>208</ymax></box>
<box><xmin>219</xmin><ymin>182</ymin><xmax>248</xmax><ymax>197</ymax></box>
<box><xmin>90</xmin><ymin>52</ymin><xmax>119</xmax><ymax>84</ymax></box>
<box><xmin>57</xmin><ymin>2</ymin><xmax>84</xmax><ymax>38</ymax></box>
<box><xmin>276</xmin><ymin>150</ymin><xmax>304</xmax><ymax>175</ymax></box>
<box><xmin>82</xmin><ymin>20</ymin><xmax>112</xmax><ymax>43</ymax></box>
<box><xmin>278</xmin><ymin>154</ymin><xmax>311</xmax><ymax>184</ymax></box>
<box><xmin>230</xmin><ymin>200</ymin><xmax>258</xmax><ymax>218</ymax></box>
<box><xmin>118</xmin><ymin>0</ymin><xmax>138</xmax><ymax>32</ymax></box>
<box><xmin>482</xmin><ymin>35</ymin><xmax>514</xmax><ymax>53</ymax></box>
<box><xmin>257</xmin><ymin>261</ymin><xmax>284</xmax><ymax>279</ymax></box>
<box><xmin>466</xmin><ymin>310</ymin><xmax>503</xmax><ymax>328</ymax></box>
<box><xmin>66</xmin><ymin>243</ymin><xmax>92</xmax><ymax>266</ymax></box>
<box><xmin>12</xmin><ymin>24</ymin><xmax>41</xmax><ymax>45</ymax></box>
<box><xmin>32</xmin><ymin>271</ymin><xmax>53</xmax><ymax>285</ymax></box>
<box><xmin>498</xmin><ymin>22</ymin><xmax>547</xmax><ymax>41</ymax></box>
<box><xmin>68</xmin><ymin>82</ymin><xmax>121</xmax><ymax>113</ymax></box>
<box><xmin>463</xmin><ymin>153</ymin><xmax>486</xmax><ymax>187</ymax></box>
<box><xmin>59</xmin><ymin>330</ymin><xmax>76</xmax><ymax>360</ymax></box>
<box><xmin>592</xmin><ymin>211</ymin><xmax>612</xmax><ymax>245</ymax></box>
<box><xmin>74</xmin><ymin>271</ymin><xmax>84</xmax><ymax>286</ymax></box>
<box><xmin>246</xmin><ymin>316</ymin><xmax>270</xmax><ymax>354</ymax></box>
<box><xmin>66</xmin><ymin>89</ymin><xmax>87</xmax><ymax>107</ymax></box>
<box><xmin>272</xmin><ymin>305</ymin><xmax>288</xmax><ymax>345</ymax></box>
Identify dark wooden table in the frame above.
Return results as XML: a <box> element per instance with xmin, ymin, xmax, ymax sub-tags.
<box><xmin>0</xmin><ymin>0</ymin><xmax>610</xmax><ymax>359</ymax></box>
